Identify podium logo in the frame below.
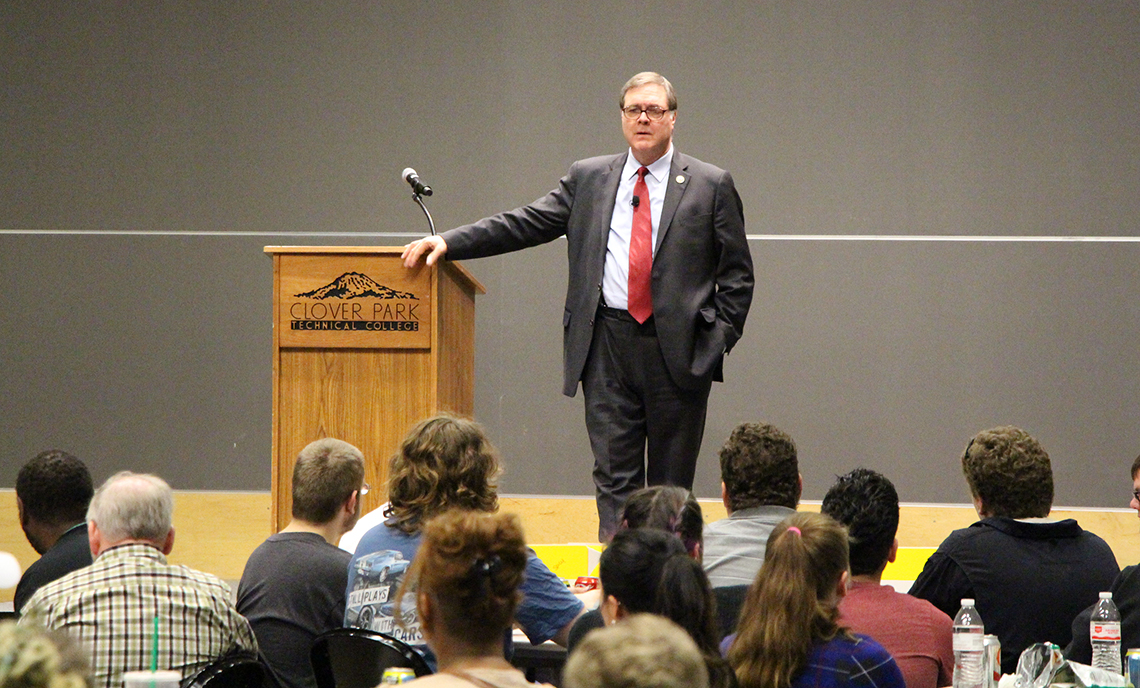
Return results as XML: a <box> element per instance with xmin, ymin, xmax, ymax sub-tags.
<box><xmin>290</xmin><ymin>272</ymin><xmax>421</xmax><ymax>331</ymax></box>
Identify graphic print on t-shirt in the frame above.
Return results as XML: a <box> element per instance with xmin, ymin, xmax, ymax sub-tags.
<box><xmin>344</xmin><ymin>549</ymin><xmax>422</xmax><ymax>644</ymax></box>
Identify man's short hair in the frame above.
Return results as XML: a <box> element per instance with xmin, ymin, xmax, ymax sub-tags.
<box><xmin>821</xmin><ymin>468</ymin><xmax>899</xmax><ymax>576</ymax></box>
<box><xmin>1131</xmin><ymin>453</ymin><xmax>1140</xmax><ymax>480</ymax></box>
<box><xmin>385</xmin><ymin>414</ymin><xmax>501</xmax><ymax>535</ymax></box>
<box><xmin>718</xmin><ymin>423</ymin><xmax>799</xmax><ymax>511</ymax></box>
<box><xmin>86</xmin><ymin>471</ymin><xmax>174</xmax><ymax>544</ymax></box>
<box><xmin>962</xmin><ymin>426</ymin><xmax>1053</xmax><ymax>519</ymax></box>
<box><xmin>15</xmin><ymin>450</ymin><xmax>93</xmax><ymax>527</ymax></box>
<box><xmin>563</xmin><ymin>613</ymin><xmax>709</xmax><ymax>688</ymax></box>
<box><xmin>620</xmin><ymin>72</ymin><xmax>678</xmax><ymax>111</ymax></box>
<box><xmin>291</xmin><ymin>438</ymin><xmax>365</xmax><ymax>523</ymax></box>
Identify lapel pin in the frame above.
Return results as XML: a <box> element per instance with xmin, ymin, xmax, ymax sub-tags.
<box><xmin>676</xmin><ymin>175</ymin><xmax>686</xmax><ymax>184</ymax></box>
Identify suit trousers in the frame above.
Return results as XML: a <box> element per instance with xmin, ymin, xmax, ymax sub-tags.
<box><xmin>583</xmin><ymin>306</ymin><xmax>712</xmax><ymax>541</ymax></box>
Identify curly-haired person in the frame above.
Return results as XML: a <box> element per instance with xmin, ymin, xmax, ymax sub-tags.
<box><xmin>343</xmin><ymin>415</ymin><xmax>582</xmax><ymax>669</ymax></box>
<box><xmin>909</xmin><ymin>426</ymin><xmax>1119</xmax><ymax>674</ymax></box>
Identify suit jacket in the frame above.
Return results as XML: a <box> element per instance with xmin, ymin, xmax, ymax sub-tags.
<box><xmin>13</xmin><ymin>522</ymin><xmax>92</xmax><ymax>615</ymax></box>
<box><xmin>442</xmin><ymin>151</ymin><xmax>754</xmax><ymax>396</ymax></box>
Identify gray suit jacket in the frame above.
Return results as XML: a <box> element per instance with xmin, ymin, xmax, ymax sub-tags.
<box><xmin>442</xmin><ymin>151</ymin><xmax>754</xmax><ymax>396</ymax></box>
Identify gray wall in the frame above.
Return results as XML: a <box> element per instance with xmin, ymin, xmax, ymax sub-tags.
<box><xmin>3</xmin><ymin>1</ymin><xmax>1138</xmax><ymax>508</ymax></box>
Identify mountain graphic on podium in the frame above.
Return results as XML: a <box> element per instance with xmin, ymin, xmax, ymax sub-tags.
<box><xmin>295</xmin><ymin>272</ymin><xmax>418</xmax><ymax>300</ymax></box>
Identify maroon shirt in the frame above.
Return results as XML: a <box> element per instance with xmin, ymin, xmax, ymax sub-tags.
<box><xmin>839</xmin><ymin>580</ymin><xmax>954</xmax><ymax>688</ymax></box>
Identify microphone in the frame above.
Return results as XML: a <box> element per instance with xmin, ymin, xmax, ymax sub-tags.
<box><xmin>402</xmin><ymin>168</ymin><xmax>433</xmax><ymax>196</ymax></box>
<box><xmin>631</xmin><ymin>195</ymin><xmax>640</xmax><ymax>208</ymax></box>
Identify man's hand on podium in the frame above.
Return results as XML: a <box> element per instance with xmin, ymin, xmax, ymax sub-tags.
<box><xmin>402</xmin><ymin>235</ymin><xmax>448</xmax><ymax>268</ymax></box>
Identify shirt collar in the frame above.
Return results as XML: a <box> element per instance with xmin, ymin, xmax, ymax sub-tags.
<box><xmin>623</xmin><ymin>144</ymin><xmax>674</xmax><ymax>183</ymax></box>
<box><xmin>96</xmin><ymin>541</ymin><xmax>168</xmax><ymax>564</ymax></box>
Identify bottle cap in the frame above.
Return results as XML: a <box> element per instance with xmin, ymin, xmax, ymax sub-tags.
<box><xmin>1101</xmin><ymin>591</ymin><xmax>1113</xmax><ymax>599</ymax></box>
<box><xmin>961</xmin><ymin>598</ymin><xmax>975</xmax><ymax>606</ymax></box>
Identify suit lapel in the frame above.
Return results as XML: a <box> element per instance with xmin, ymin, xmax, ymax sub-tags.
<box><xmin>656</xmin><ymin>153</ymin><xmax>690</xmax><ymax>252</ymax></box>
<box><xmin>596</xmin><ymin>153</ymin><xmax>625</xmax><ymax>232</ymax></box>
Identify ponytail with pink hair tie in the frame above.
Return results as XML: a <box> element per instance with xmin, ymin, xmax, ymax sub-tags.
<box><xmin>786</xmin><ymin>526</ymin><xmax>802</xmax><ymax>536</ymax></box>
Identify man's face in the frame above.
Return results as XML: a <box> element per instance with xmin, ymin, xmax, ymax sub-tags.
<box><xmin>1131</xmin><ymin>472</ymin><xmax>1140</xmax><ymax>517</ymax></box>
<box><xmin>621</xmin><ymin>84</ymin><xmax>675</xmax><ymax>166</ymax></box>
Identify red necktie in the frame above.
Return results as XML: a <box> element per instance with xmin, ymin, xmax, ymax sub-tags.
<box><xmin>627</xmin><ymin>166</ymin><xmax>653</xmax><ymax>323</ymax></box>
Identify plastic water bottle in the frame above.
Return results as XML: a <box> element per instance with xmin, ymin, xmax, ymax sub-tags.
<box><xmin>953</xmin><ymin>598</ymin><xmax>985</xmax><ymax>688</ymax></box>
<box><xmin>1090</xmin><ymin>591</ymin><xmax>1122</xmax><ymax>675</ymax></box>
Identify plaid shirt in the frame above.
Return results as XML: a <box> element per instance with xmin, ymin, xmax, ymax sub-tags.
<box><xmin>19</xmin><ymin>543</ymin><xmax>258</xmax><ymax>688</ymax></box>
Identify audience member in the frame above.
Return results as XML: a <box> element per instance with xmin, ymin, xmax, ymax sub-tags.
<box><xmin>1066</xmin><ymin>453</ymin><xmax>1140</xmax><ymax>667</ymax></box>
<box><xmin>589</xmin><ymin>528</ymin><xmax>736</xmax><ymax>688</ymax></box>
<box><xmin>821</xmin><ymin>468</ymin><xmax>953</xmax><ymax>688</ymax></box>
<box><xmin>725</xmin><ymin>512</ymin><xmax>904</xmax><ymax>688</ymax></box>
<box><xmin>0</xmin><ymin>620</ymin><xmax>91</xmax><ymax>688</ymax></box>
<box><xmin>19</xmin><ymin>471</ymin><xmax>258</xmax><ymax>688</ymax></box>
<box><xmin>618</xmin><ymin>484</ymin><xmax>704</xmax><ymax>558</ymax></box>
<box><xmin>564</xmin><ymin>614</ymin><xmax>710</xmax><ymax>688</ymax></box>
<box><xmin>703</xmin><ymin>423</ymin><xmax>799</xmax><ymax>588</ymax></box>
<box><xmin>237</xmin><ymin>438</ymin><xmax>365</xmax><ymax>688</ymax></box>
<box><xmin>399</xmin><ymin>510</ymin><xmax>545</xmax><ymax>687</ymax></box>
<box><xmin>909</xmin><ymin>426</ymin><xmax>1119</xmax><ymax>674</ymax></box>
<box><xmin>567</xmin><ymin>485</ymin><xmax>705</xmax><ymax>648</ymax></box>
<box><xmin>345</xmin><ymin>414</ymin><xmax>583</xmax><ymax>663</ymax></box>
<box><xmin>13</xmin><ymin>450</ymin><xmax>94</xmax><ymax>615</ymax></box>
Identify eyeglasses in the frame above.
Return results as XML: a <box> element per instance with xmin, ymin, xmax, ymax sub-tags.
<box><xmin>621</xmin><ymin>105</ymin><xmax>671</xmax><ymax>121</ymax></box>
<box><xmin>360</xmin><ymin>483</ymin><xmax>371</xmax><ymax>496</ymax></box>
<box><xmin>1132</xmin><ymin>489</ymin><xmax>1140</xmax><ymax>502</ymax></box>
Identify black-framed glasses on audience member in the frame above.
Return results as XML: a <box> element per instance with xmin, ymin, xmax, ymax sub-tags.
<box><xmin>1132</xmin><ymin>489</ymin><xmax>1140</xmax><ymax>502</ymax></box>
<box><xmin>621</xmin><ymin>105</ymin><xmax>671</xmax><ymax>121</ymax></box>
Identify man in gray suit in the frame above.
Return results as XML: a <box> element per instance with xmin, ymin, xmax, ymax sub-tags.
<box><xmin>403</xmin><ymin>72</ymin><xmax>754</xmax><ymax>539</ymax></box>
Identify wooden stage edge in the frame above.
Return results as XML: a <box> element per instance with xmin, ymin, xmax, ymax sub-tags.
<box><xmin>2</xmin><ymin>489</ymin><xmax>1138</xmax><ymax>604</ymax></box>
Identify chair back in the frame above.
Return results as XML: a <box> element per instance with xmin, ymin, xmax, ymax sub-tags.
<box><xmin>181</xmin><ymin>652</ymin><xmax>273</xmax><ymax>688</ymax></box>
<box><xmin>310</xmin><ymin>628</ymin><xmax>430</xmax><ymax>688</ymax></box>
<box><xmin>713</xmin><ymin>584</ymin><xmax>751</xmax><ymax>641</ymax></box>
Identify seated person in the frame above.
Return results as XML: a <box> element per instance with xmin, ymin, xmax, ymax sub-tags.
<box><xmin>589</xmin><ymin>528</ymin><xmax>736</xmax><ymax>688</ymax></box>
<box><xmin>13</xmin><ymin>450</ymin><xmax>94</xmax><ymax>615</ymax></box>
<box><xmin>1066</xmin><ymin>453</ymin><xmax>1140</xmax><ymax>667</ymax></box>
<box><xmin>0</xmin><ymin>620</ymin><xmax>91</xmax><ymax>688</ymax></box>
<box><xmin>909</xmin><ymin>426</ymin><xmax>1119</xmax><ymax>674</ymax></box>
<box><xmin>567</xmin><ymin>485</ymin><xmax>705</xmax><ymax>648</ymax></box>
<box><xmin>345</xmin><ymin>414</ymin><xmax>583</xmax><ymax>664</ymax></box>
<box><xmin>703</xmin><ymin>423</ymin><xmax>800</xmax><ymax>589</ymax></box>
<box><xmin>237</xmin><ymin>438</ymin><xmax>366</xmax><ymax>688</ymax></box>
<box><xmin>19</xmin><ymin>472</ymin><xmax>257</xmax><ymax>688</ymax></box>
<box><xmin>400</xmin><ymin>510</ymin><xmax>546</xmax><ymax>688</ymax></box>
<box><xmin>822</xmin><ymin>468</ymin><xmax>953</xmax><ymax>688</ymax></box>
<box><xmin>725</xmin><ymin>513</ymin><xmax>904</xmax><ymax>688</ymax></box>
<box><xmin>564</xmin><ymin>614</ymin><xmax>710</xmax><ymax>688</ymax></box>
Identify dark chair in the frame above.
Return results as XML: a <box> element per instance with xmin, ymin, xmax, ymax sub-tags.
<box><xmin>310</xmin><ymin>628</ymin><xmax>431</xmax><ymax>688</ymax></box>
<box><xmin>714</xmin><ymin>584</ymin><xmax>750</xmax><ymax>641</ymax></box>
<box><xmin>181</xmin><ymin>652</ymin><xmax>274</xmax><ymax>688</ymax></box>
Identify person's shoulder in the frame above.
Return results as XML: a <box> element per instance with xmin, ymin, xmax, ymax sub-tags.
<box><xmin>846</xmin><ymin>632</ymin><xmax>898</xmax><ymax>662</ymax></box>
<box><xmin>674</xmin><ymin>151</ymin><xmax>727</xmax><ymax>175</ymax></box>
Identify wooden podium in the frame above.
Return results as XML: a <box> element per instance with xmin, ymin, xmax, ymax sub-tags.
<box><xmin>264</xmin><ymin>246</ymin><xmax>485</xmax><ymax>531</ymax></box>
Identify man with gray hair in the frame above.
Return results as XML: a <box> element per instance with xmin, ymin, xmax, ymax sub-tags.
<box><xmin>19</xmin><ymin>471</ymin><xmax>257</xmax><ymax>688</ymax></box>
<box><xmin>237</xmin><ymin>438</ymin><xmax>366</xmax><ymax>688</ymax></box>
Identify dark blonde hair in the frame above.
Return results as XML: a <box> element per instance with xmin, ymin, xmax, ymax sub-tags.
<box><xmin>564</xmin><ymin>614</ymin><xmax>709</xmax><ymax>688</ymax></box>
<box><xmin>385</xmin><ymin>414</ymin><xmax>501</xmax><ymax>534</ymax></box>
<box><xmin>962</xmin><ymin>426</ymin><xmax>1052</xmax><ymax>518</ymax></box>
<box><xmin>0</xmin><ymin>620</ymin><xmax>91</xmax><ymax>688</ymax></box>
<box><xmin>396</xmin><ymin>510</ymin><xmax>527</xmax><ymax>644</ymax></box>
<box><xmin>729</xmin><ymin>512</ymin><xmax>850</xmax><ymax>688</ymax></box>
